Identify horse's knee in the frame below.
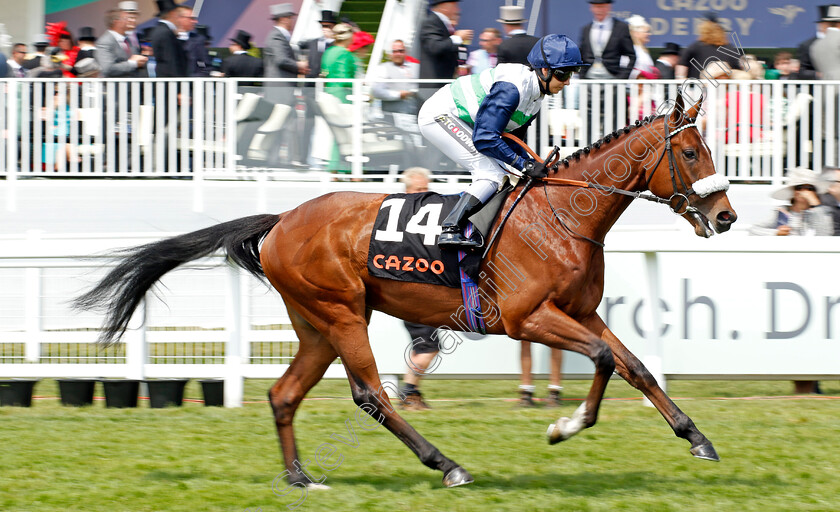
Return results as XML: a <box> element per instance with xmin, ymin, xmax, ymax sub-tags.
<box><xmin>268</xmin><ymin>388</ymin><xmax>296</xmax><ymax>427</ymax></box>
<box><xmin>592</xmin><ymin>342</ymin><xmax>615</xmax><ymax>375</ymax></box>
<box><xmin>625</xmin><ymin>359</ymin><xmax>659</xmax><ymax>391</ymax></box>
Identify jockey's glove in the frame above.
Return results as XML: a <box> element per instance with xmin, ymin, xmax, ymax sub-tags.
<box><xmin>523</xmin><ymin>159</ymin><xmax>548</xmax><ymax>178</ymax></box>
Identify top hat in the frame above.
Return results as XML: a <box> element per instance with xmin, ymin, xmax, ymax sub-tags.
<box><xmin>772</xmin><ymin>168</ymin><xmax>830</xmax><ymax>200</ymax></box>
<box><xmin>155</xmin><ymin>0</ymin><xmax>179</xmax><ymax>17</ymax></box>
<box><xmin>320</xmin><ymin>10</ymin><xmax>338</xmax><ymax>25</ymax></box>
<box><xmin>823</xmin><ymin>4</ymin><xmax>840</xmax><ymax>21</ymax></box>
<box><xmin>118</xmin><ymin>1</ymin><xmax>139</xmax><ymax>12</ymax></box>
<box><xmin>660</xmin><ymin>42</ymin><xmax>681</xmax><ymax>56</ymax></box>
<box><xmin>230</xmin><ymin>29</ymin><xmax>252</xmax><ymax>50</ymax></box>
<box><xmin>817</xmin><ymin>4</ymin><xmax>839</xmax><ymax>21</ymax></box>
<box><xmin>430</xmin><ymin>0</ymin><xmax>459</xmax><ymax>6</ymax></box>
<box><xmin>497</xmin><ymin>6</ymin><xmax>527</xmax><ymax>24</ymax></box>
<box><xmin>270</xmin><ymin>3</ymin><xmax>296</xmax><ymax>19</ymax></box>
<box><xmin>78</xmin><ymin>27</ymin><xmax>96</xmax><ymax>41</ymax></box>
<box><xmin>195</xmin><ymin>25</ymin><xmax>211</xmax><ymax>41</ymax></box>
<box><xmin>588</xmin><ymin>0</ymin><xmax>613</xmax><ymax>4</ymax></box>
<box><xmin>33</xmin><ymin>34</ymin><xmax>49</xmax><ymax>48</ymax></box>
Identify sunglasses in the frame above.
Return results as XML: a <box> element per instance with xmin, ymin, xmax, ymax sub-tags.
<box><xmin>794</xmin><ymin>185</ymin><xmax>816</xmax><ymax>192</ymax></box>
<box><xmin>552</xmin><ymin>66</ymin><xmax>581</xmax><ymax>82</ymax></box>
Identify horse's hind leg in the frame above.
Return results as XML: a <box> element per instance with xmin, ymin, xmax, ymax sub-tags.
<box><xmin>269</xmin><ymin>306</ymin><xmax>340</xmax><ymax>487</ymax></box>
<box><xmin>330</xmin><ymin>318</ymin><xmax>472</xmax><ymax>487</ymax></box>
<box><xmin>583</xmin><ymin>314</ymin><xmax>719</xmax><ymax>461</ymax></box>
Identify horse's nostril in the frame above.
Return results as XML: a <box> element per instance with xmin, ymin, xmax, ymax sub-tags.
<box><xmin>717</xmin><ymin>211</ymin><xmax>735</xmax><ymax>224</ymax></box>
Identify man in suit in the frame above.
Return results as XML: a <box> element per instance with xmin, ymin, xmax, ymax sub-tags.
<box><xmin>496</xmin><ymin>5</ymin><xmax>538</xmax><ymax>65</ymax></box>
<box><xmin>221</xmin><ymin>30</ymin><xmax>263</xmax><ymax>78</ymax></box>
<box><xmin>264</xmin><ymin>3</ymin><xmax>309</xmax><ymax>79</ymax></box>
<box><xmin>812</xmin><ymin>6</ymin><xmax>840</xmax><ymax>80</ymax></box>
<box><xmin>7</xmin><ymin>44</ymin><xmax>29</xmax><ymax>77</ymax></box>
<box><xmin>654</xmin><ymin>42</ymin><xmax>680</xmax><ymax>80</ymax></box>
<box><xmin>577</xmin><ymin>0</ymin><xmax>635</xmax><ymax>79</ymax></box>
<box><xmin>180</xmin><ymin>10</ymin><xmax>212</xmax><ymax>78</ymax></box>
<box><xmin>418</xmin><ymin>0</ymin><xmax>473</xmax><ymax>81</ymax></box>
<box><xmin>95</xmin><ymin>8</ymin><xmax>148</xmax><ymax>77</ymax></box>
<box><xmin>149</xmin><ymin>0</ymin><xmax>188</xmax><ymax>77</ymax></box>
<box><xmin>23</xmin><ymin>36</ymin><xmax>49</xmax><ymax>70</ymax></box>
<box><xmin>299</xmin><ymin>10</ymin><xmax>337</xmax><ymax>81</ymax></box>
<box><xmin>801</xmin><ymin>5</ymin><xmax>838</xmax><ymax>79</ymax></box>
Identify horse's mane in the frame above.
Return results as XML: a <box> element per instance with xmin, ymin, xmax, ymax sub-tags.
<box><xmin>553</xmin><ymin>114</ymin><xmax>666</xmax><ymax>173</ymax></box>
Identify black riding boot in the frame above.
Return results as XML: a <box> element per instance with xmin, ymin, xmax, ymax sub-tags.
<box><xmin>438</xmin><ymin>193</ymin><xmax>483</xmax><ymax>249</ymax></box>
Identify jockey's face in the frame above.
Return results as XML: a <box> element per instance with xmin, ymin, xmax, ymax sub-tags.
<box><xmin>543</xmin><ymin>68</ymin><xmax>570</xmax><ymax>95</ymax></box>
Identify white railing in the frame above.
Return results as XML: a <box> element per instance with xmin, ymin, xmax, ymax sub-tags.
<box><xmin>2</xmin><ymin>78</ymin><xmax>838</xmax><ymax>186</ymax></box>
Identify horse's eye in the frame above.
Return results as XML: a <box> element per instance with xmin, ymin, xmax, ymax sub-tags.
<box><xmin>683</xmin><ymin>149</ymin><xmax>697</xmax><ymax>160</ymax></box>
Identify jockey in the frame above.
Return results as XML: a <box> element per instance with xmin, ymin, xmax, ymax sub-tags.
<box><xmin>418</xmin><ymin>34</ymin><xmax>587</xmax><ymax>249</ymax></box>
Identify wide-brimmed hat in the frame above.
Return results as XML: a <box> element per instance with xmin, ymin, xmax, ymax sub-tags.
<box><xmin>78</xmin><ymin>27</ymin><xmax>96</xmax><ymax>41</ymax></box>
<box><xmin>497</xmin><ymin>6</ymin><xmax>527</xmax><ymax>24</ymax></box>
<box><xmin>660</xmin><ymin>42</ymin><xmax>681</xmax><ymax>56</ymax></box>
<box><xmin>230</xmin><ymin>29</ymin><xmax>252</xmax><ymax>50</ymax></box>
<box><xmin>349</xmin><ymin>31</ymin><xmax>374</xmax><ymax>52</ymax></box>
<box><xmin>269</xmin><ymin>3</ymin><xmax>296</xmax><ymax>19</ymax></box>
<box><xmin>772</xmin><ymin>168</ymin><xmax>830</xmax><ymax>200</ymax></box>
<box><xmin>155</xmin><ymin>0</ymin><xmax>179</xmax><ymax>17</ymax></box>
<box><xmin>320</xmin><ymin>10</ymin><xmax>338</xmax><ymax>25</ymax></box>
<box><xmin>118</xmin><ymin>1</ymin><xmax>139</xmax><ymax>12</ymax></box>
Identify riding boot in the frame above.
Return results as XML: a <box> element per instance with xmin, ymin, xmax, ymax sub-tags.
<box><xmin>546</xmin><ymin>386</ymin><xmax>563</xmax><ymax>408</ymax></box>
<box><xmin>438</xmin><ymin>193</ymin><xmax>483</xmax><ymax>249</ymax></box>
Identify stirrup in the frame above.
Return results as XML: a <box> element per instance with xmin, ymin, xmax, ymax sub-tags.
<box><xmin>438</xmin><ymin>231</ymin><xmax>481</xmax><ymax>249</ymax></box>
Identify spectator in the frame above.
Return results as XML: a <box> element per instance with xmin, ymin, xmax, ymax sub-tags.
<box><xmin>74</xmin><ymin>27</ymin><xmax>96</xmax><ymax>63</ymax></box>
<box><xmin>418</xmin><ymin>34</ymin><xmax>586</xmax><ymax>248</ymax></box>
<box><xmin>797</xmin><ymin>4</ymin><xmax>835</xmax><ymax>80</ymax></box>
<box><xmin>7</xmin><ymin>43</ymin><xmax>28</xmax><ymax>77</ymax></box>
<box><xmin>0</xmin><ymin>51</ymin><xmax>6</xmax><ymax>78</ymax></box>
<box><xmin>23</xmin><ymin>35</ymin><xmax>49</xmax><ymax>70</ymax></box>
<box><xmin>627</xmin><ymin>15</ymin><xmax>657</xmax><ymax>80</ymax></box>
<box><xmin>73</xmin><ymin>57</ymin><xmax>101</xmax><ymax>78</ymax></box>
<box><xmin>95</xmin><ymin>8</ymin><xmax>147</xmax><ymax>78</ymax></box>
<box><xmin>769</xmin><ymin>51</ymin><xmax>799</xmax><ymax>80</ymax></box>
<box><xmin>811</xmin><ymin>5</ymin><xmax>840</xmax><ymax>80</ymax></box>
<box><xmin>496</xmin><ymin>5</ymin><xmax>538</xmax><ymax>66</ymax></box>
<box><xmin>348</xmin><ymin>30</ymin><xmax>374</xmax><ymax>74</ymax></box>
<box><xmin>47</xmin><ymin>23</ymin><xmax>79</xmax><ymax>77</ymax></box>
<box><xmin>148</xmin><ymin>0</ymin><xmax>189</xmax><ymax>77</ymax></box>
<box><xmin>418</xmin><ymin>0</ymin><xmax>473</xmax><ymax>81</ymax></box>
<box><xmin>578</xmin><ymin>0</ymin><xmax>635</xmax><ymax>80</ymax></box>
<box><xmin>519</xmin><ymin>343</ymin><xmax>564</xmax><ymax>407</ymax></box>
<box><xmin>397</xmin><ymin>167</ymin><xmax>440</xmax><ymax>411</ymax></box>
<box><xmin>180</xmin><ymin>9</ymin><xmax>212</xmax><ymax>77</ymax></box>
<box><xmin>29</xmin><ymin>50</ymin><xmax>64</xmax><ymax>78</ymax></box>
<box><xmin>264</xmin><ymin>3</ymin><xmax>308</xmax><ymax>79</ymax></box>
<box><xmin>819</xmin><ymin>167</ymin><xmax>840</xmax><ymax>234</ymax></box>
<box><xmin>138</xmin><ymin>29</ymin><xmax>156</xmax><ymax>78</ymax></box>
<box><xmin>299</xmin><ymin>10</ymin><xmax>337</xmax><ymax>80</ymax></box>
<box><xmin>119</xmin><ymin>1</ymin><xmax>142</xmax><ymax>54</ymax></box>
<box><xmin>676</xmin><ymin>11</ymin><xmax>743</xmax><ymax>80</ymax></box>
<box><xmin>321</xmin><ymin>23</ymin><xmax>357</xmax><ymax>104</ymax></box>
<box><xmin>698</xmin><ymin>61</ymin><xmax>761</xmax><ymax>144</ymax></box>
<box><xmin>372</xmin><ymin>39</ymin><xmax>420</xmax><ymax>115</ymax></box>
<box><xmin>654</xmin><ymin>42</ymin><xmax>680</xmax><ymax>79</ymax></box>
<box><xmin>749</xmin><ymin>168</ymin><xmax>833</xmax><ymax>236</ymax></box>
<box><xmin>466</xmin><ymin>28</ymin><xmax>501</xmax><ymax>74</ymax></box>
<box><xmin>221</xmin><ymin>30</ymin><xmax>263</xmax><ymax>77</ymax></box>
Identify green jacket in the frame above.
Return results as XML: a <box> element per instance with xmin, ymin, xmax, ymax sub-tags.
<box><xmin>320</xmin><ymin>45</ymin><xmax>356</xmax><ymax>103</ymax></box>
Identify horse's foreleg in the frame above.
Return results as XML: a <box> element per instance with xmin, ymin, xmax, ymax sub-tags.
<box><xmin>512</xmin><ymin>304</ymin><xmax>615</xmax><ymax>444</ymax></box>
<box><xmin>269</xmin><ymin>306</ymin><xmax>341</xmax><ymax>488</ymax></box>
<box><xmin>332</xmin><ymin>319</ymin><xmax>472</xmax><ymax>488</ymax></box>
<box><xmin>582</xmin><ymin>314</ymin><xmax>719</xmax><ymax>461</ymax></box>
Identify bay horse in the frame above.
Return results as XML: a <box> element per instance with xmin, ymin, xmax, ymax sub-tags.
<box><xmin>75</xmin><ymin>92</ymin><xmax>736</xmax><ymax>488</ymax></box>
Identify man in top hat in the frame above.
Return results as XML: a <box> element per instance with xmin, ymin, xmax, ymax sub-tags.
<box><xmin>23</xmin><ymin>35</ymin><xmax>49</xmax><ymax>70</ymax></box>
<box><xmin>798</xmin><ymin>5</ymin><xmax>838</xmax><ymax>80</ymax></box>
<box><xmin>148</xmin><ymin>0</ymin><xmax>188</xmax><ymax>77</ymax></box>
<box><xmin>299</xmin><ymin>10</ymin><xmax>338</xmax><ymax>80</ymax></box>
<box><xmin>75</xmin><ymin>27</ymin><xmax>97</xmax><ymax>63</ymax></box>
<box><xmin>811</xmin><ymin>5</ymin><xmax>840</xmax><ymax>79</ymax></box>
<box><xmin>117</xmin><ymin>1</ymin><xmax>142</xmax><ymax>52</ymax></box>
<box><xmin>418</xmin><ymin>0</ymin><xmax>474</xmax><ymax>80</ymax></box>
<box><xmin>654</xmin><ymin>42</ymin><xmax>681</xmax><ymax>79</ymax></box>
<box><xmin>180</xmin><ymin>9</ymin><xmax>212</xmax><ymax>77</ymax></box>
<box><xmin>577</xmin><ymin>0</ymin><xmax>635</xmax><ymax>79</ymax></box>
<box><xmin>221</xmin><ymin>30</ymin><xmax>263</xmax><ymax>78</ymax></box>
<box><xmin>96</xmin><ymin>9</ymin><xmax>147</xmax><ymax>77</ymax></box>
<box><xmin>496</xmin><ymin>5</ymin><xmax>538</xmax><ymax>66</ymax></box>
<box><xmin>264</xmin><ymin>3</ymin><xmax>309</xmax><ymax>80</ymax></box>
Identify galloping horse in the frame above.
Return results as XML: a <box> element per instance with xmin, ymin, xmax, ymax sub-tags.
<box><xmin>76</xmin><ymin>92</ymin><xmax>736</xmax><ymax>488</ymax></box>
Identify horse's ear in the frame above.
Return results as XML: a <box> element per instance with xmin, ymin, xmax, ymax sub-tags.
<box><xmin>668</xmin><ymin>91</ymin><xmax>687</xmax><ymax>127</ymax></box>
<box><xmin>684</xmin><ymin>97</ymin><xmax>702</xmax><ymax>120</ymax></box>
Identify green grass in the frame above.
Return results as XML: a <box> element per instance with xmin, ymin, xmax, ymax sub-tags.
<box><xmin>1</xmin><ymin>379</ymin><xmax>838</xmax><ymax>511</ymax></box>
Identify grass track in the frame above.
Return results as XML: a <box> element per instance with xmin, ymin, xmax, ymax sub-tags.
<box><xmin>1</xmin><ymin>379</ymin><xmax>838</xmax><ymax>512</ymax></box>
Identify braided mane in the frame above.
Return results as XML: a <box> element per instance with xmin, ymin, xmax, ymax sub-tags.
<box><xmin>554</xmin><ymin>114</ymin><xmax>665</xmax><ymax>171</ymax></box>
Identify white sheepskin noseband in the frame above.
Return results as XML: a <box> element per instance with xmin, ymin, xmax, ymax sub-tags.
<box><xmin>692</xmin><ymin>174</ymin><xmax>730</xmax><ymax>198</ymax></box>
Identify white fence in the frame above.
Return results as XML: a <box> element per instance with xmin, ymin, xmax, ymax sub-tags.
<box><xmin>3</xmin><ymin>78</ymin><xmax>839</xmax><ymax>188</ymax></box>
<box><xmin>2</xmin><ymin>234</ymin><xmax>838</xmax><ymax>406</ymax></box>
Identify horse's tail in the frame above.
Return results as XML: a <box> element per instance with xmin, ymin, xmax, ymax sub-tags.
<box><xmin>74</xmin><ymin>214</ymin><xmax>281</xmax><ymax>345</ymax></box>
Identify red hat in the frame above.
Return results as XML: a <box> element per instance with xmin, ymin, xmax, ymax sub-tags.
<box><xmin>349</xmin><ymin>31</ymin><xmax>374</xmax><ymax>52</ymax></box>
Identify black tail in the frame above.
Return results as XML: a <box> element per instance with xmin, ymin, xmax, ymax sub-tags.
<box><xmin>74</xmin><ymin>214</ymin><xmax>281</xmax><ymax>345</ymax></box>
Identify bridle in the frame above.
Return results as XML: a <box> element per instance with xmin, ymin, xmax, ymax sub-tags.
<box><xmin>488</xmin><ymin>118</ymin><xmax>730</xmax><ymax>252</ymax></box>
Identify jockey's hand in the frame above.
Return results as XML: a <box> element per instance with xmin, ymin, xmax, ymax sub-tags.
<box><xmin>523</xmin><ymin>160</ymin><xmax>547</xmax><ymax>179</ymax></box>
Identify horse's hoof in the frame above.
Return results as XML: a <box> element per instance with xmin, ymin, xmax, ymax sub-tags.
<box><xmin>546</xmin><ymin>419</ymin><xmax>569</xmax><ymax>445</ymax></box>
<box><xmin>442</xmin><ymin>467</ymin><xmax>474</xmax><ymax>487</ymax></box>
<box><xmin>690</xmin><ymin>442</ymin><xmax>720</xmax><ymax>462</ymax></box>
<box><xmin>306</xmin><ymin>482</ymin><xmax>331</xmax><ymax>490</ymax></box>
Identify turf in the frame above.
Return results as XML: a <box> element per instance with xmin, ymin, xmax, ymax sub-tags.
<box><xmin>1</xmin><ymin>379</ymin><xmax>838</xmax><ymax>512</ymax></box>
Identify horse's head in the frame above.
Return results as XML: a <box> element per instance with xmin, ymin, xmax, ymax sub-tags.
<box><xmin>646</xmin><ymin>92</ymin><xmax>737</xmax><ymax>237</ymax></box>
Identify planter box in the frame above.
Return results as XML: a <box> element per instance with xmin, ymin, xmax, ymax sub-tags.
<box><xmin>0</xmin><ymin>379</ymin><xmax>38</xmax><ymax>407</ymax></box>
<box><xmin>57</xmin><ymin>379</ymin><xmax>96</xmax><ymax>407</ymax></box>
<box><xmin>200</xmin><ymin>379</ymin><xmax>224</xmax><ymax>407</ymax></box>
<box><xmin>101</xmin><ymin>379</ymin><xmax>140</xmax><ymax>408</ymax></box>
<box><xmin>144</xmin><ymin>379</ymin><xmax>189</xmax><ymax>408</ymax></box>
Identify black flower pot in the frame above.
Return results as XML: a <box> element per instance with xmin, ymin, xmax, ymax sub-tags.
<box><xmin>144</xmin><ymin>379</ymin><xmax>189</xmax><ymax>408</ymax></box>
<box><xmin>57</xmin><ymin>379</ymin><xmax>96</xmax><ymax>407</ymax></box>
<box><xmin>200</xmin><ymin>379</ymin><xmax>224</xmax><ymax>407</ymax></box>
<box><xmin>101</xmin><ymin>379</ymin><xmax>140</xmax><ymax>408</ymax></box>
<box><xmin>0</xmin><ymin>379</ymin><xmax>38</xmax><ymax>407</ymax></box>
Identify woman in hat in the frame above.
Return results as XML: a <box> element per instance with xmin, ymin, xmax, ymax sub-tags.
<box><xmin>749</xmin><ymin>168</ymin><xmax>834</xmax><ymax>236</ymax></box>
<box><xmin>418</xmin><ymin>34</ymin><xmax>588</xmax><ymax>249</ymax></box>
<box><xmin>320</xmin><ymin>23</ymin><xmax>357</xmax><ymax>103</ymax></box>
<box><xmin>675</xmin><ymin>11</ymin><xmax>743</xmax><ymax>80</ymax></box>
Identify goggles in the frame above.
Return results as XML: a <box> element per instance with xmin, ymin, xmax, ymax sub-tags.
<box><xmin>552</xmin><ymin>66</ymin><xmax>582</xmax><ymax>82</ymax></box>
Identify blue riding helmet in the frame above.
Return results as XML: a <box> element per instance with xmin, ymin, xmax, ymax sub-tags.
<box><xmin>527</xmin><ymin>34</ymin><xmax>588</xmax><ymax>89</ymax></box>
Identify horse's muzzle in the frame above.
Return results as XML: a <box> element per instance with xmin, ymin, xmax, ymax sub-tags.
<box><xmin>714</xmin><ymin>210</ymin><xmax>737</xmax><ymax>233</ymax></box>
